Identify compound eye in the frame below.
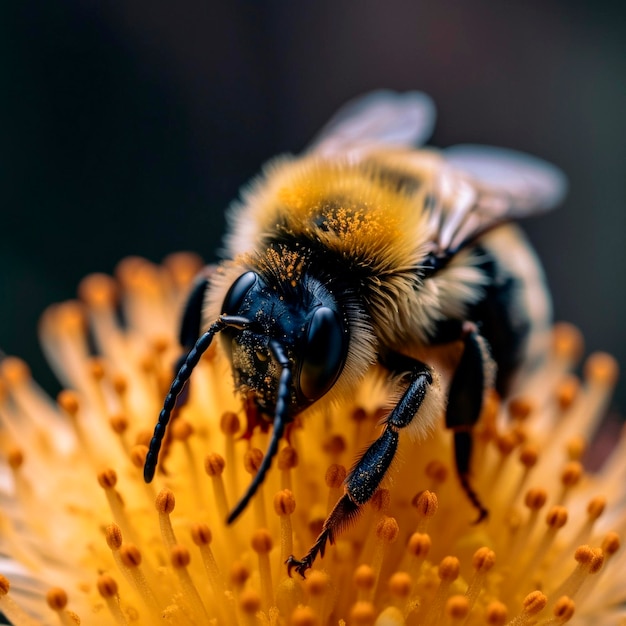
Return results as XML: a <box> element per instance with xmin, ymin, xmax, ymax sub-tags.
<box><xmin>222</xmin><ymin>271</ymin><xmax>258</xmax><ymax>315</ymax></box>
<box><xmin>299</xmin><ymin>306</ymin><xmax>347</xmax><ymax>402</ymax></box>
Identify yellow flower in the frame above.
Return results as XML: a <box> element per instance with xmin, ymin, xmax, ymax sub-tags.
<box><xmin>0</xmin><ymin>253</ymin><xmax>624</xmax><ymax>625</ymax></box>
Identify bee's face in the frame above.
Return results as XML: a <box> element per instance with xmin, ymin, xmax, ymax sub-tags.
<box><xmin>219</xmin><ymin>271</ymin><xmax>348</xmax><ymax>418</ymax></box>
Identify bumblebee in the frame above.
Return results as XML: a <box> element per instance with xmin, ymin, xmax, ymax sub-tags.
<box><xmin>144</xmin><ymin>91</ymin><xmax>566</xmax><ymax>576</ymax></box>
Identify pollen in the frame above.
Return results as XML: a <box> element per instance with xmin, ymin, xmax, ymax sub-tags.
<box><xmin>1</xmin><ymin>254</ymin><xmax>625</xmax><ymax>625</ymax></box>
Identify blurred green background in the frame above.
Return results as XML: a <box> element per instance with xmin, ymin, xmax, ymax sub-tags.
<box><xmin>1</xmin><ymin>0</ymin><xmax>625</xmax><ymax>423</ymax></box>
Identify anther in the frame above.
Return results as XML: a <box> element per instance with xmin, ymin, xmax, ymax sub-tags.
<box><xmin>525</xmin><ymin>487</ymin><xmax>548</xmax><ymax>511</ymax></box>
<box><xmin>376</xmin><ymin>516</ymin><xmax>399</xmax><ymax>543</ymax></box>
<box><xmin>105</xmin><ymin>524</ymin><xmax>123</xmax><ymax>550</ymax></box>
<box><xmin>109</xmin><ymin>413</ymin><xmax>129</xmax><ymax>435</ymax></box>
<box><xmin>552</xmin><ymin>596</ymin><xmax>575</xmax><ymax>621</ymax></box>
<box><xmin>156</xmin><ymin>488</ymin><xmax>176</xmax><ymax>514</ymax></box>
<box><xmin>78</xmin><ymin>273</ymin><xmax>118</xmax><ymax>308</ymax></box>
<box><xmin>556</xmin><ymin>376</ymin><xmax>580</xmax><ymax>411</ymax></box>
<box><xmin>438</xmin><ymin>556</ymin><xmax>460</xmax><ymax>582</ymax></box>
<box><xmin>586</xmin><ymin>496</ymin><xmax>606</xmax><ymax>520</ymax></box>
<box><xmin>277</xmin><ymin>445</ymin><xmax>299</xmax><ymax>470</ymax></box>
<box><xmin>445</xmin><ymin>595</ymin><xmax>470</xmax><ymax>621</ymax></box>
<box><xmin>0</xmin><ymin>357</ymin><xmax>31</xmax><ymax>386</ymax></box>
<box><xmin>306</xmin><ymin>570</ymin><xmax>330</xmax><ymax>597</ymax></box>
<box><xmin>96</xmin><ymin>574</ymin><xmax>118</xmax><ymax>598</ymax></box>
<box><xmin>323</xmin><ymin>434</ymin><xmax>347</xmax><ymax>457</ymax></box>
<box><xmin>425</xmin><ymin>459</ymin><xmax>449</xmax><ymax>484</ymax></box>
<box><xmin>162</xmin><ymin>252</ymin><xmax>203</xmax><ymax>288</ymax></box>
<box><xmin>371</xmin><ymin>488</ymin><xmax>391</xmax><ymax>513</ymax></box>
<box><xmin>291</xmin><ymin>606</ymin><xmax>319</xmax><ymax>626</ymax></box>
<box><xmin>325</xmin><ymin>463</ymin><xmax>347</xmax><ymax>489</ymax></box>
<box><xmin>170</xmin><ymin>544</ymin><xmax>191</xmax><ymax>569</ymax></box>
<box><xmin>57</xmin><ymin>390</ymin><xmax>80</xmax><ymax>416</ymax></box>
<box><xmin>601</xmin><ymin>531</ymin><xmax>620</xmax><ymax>556</ymax></box>
<box><xmin>171</xmin><ymin>418</ymin><xmax>193</xmax><ymax>441</ymax></box>
<box><xmin>509</xmin><ymin>397</ymin><xmax>533</xmax><ymax>421</ymax></box>
<box><xmin>349</xmin><ymin>601</ymin><xmax>376</xmax><ymax>626</ymax></box>
<box><xmin>566</xmin><ymin>436</ymin><xmax>586</xmax><ymax>461</ymax></box>
<box><xmin>584</xmin><ymin>352</ymin><xmax>619</xmax><ymax>386</ymax></box>
<box><xmin>386</xmin><ymin>573</ymin><xmax>410</xmax><ymax>600</ymax></box>
<box><xmin>120</xmin><ymin>544</ymin><xmax>142</xmax><ymax>568</ymax></box>
<box><xmin>485</xmin><ymin>601</ymin><xmax>507</xmax><ymax>625</ymax></box>
<box><xmin>229</xmin><ymin>562</ymin><xmax>250</xmax><ymax>589</ymax></box>
<box><xmin>46</xmin><ymin>587</ymin><xmax>68</xmax><ymax>611</ymax></box>
<box><xmin>220</xmin><ymin>411</ymin><xmax>240</xmax><ymax>436</ymax></box>
<box><xmin>354</xmin><ymin>565</ymin><xmax>376</xmax><ymax>594</ymax></box>
<box><xmin>7</xmin><ymin>447</ymin><xmax>24</xmax><ymax>471</ymax></box>
<box><xmin>239</xmin><ymin>588</ymin><xmax>262</xmax><ymax>615</ymax></box>
<box><xmin>407</xmin><ymin>532</ymin><xmax>431</xmax><ymax>559</ymax></box>
<box><xmin>130</xmin><ymin>445</ymin><xmax>148</xmax><ymax>468</ymax></box>
<box><xmin>412</xmin><ymin>490</ymin><xmax>438</xmax><ymax>530</ymax></box>
<box><xmin>521</xmin><ymin>590</ymin><xmax>547</xmax><ymax>616</ymax></box>
<box><xmin>98</xmin><ymin>468</ymin><xmax>118</xmax><ymax>489</ymax></box>
<box><xmin>0</xmin><ymin>576</ymin><xmax>9</xmax><ymax>596</ymax></box>
<box><xmin>244</xmin><ymin>448</ymin><xmax>264</xmax><ymax>474</ymax></box>
<box><xmin>472</xmin><ymin>547</ymin><xmax>496</xmax><ymax>572</ymax></box>
<box><xmin>274</xmin><ymin>489</ymin><xmax>296</xmax><ymax>516</ymax></box>
<box><xmin>546</xmin><ymin>506</ymin><xmax>569</xmax><ymax>529</ymax></box>
<box><xmin>552</xmin><ymin>323</ymin><xmax>584</xmax><ymax>361</ymax></box>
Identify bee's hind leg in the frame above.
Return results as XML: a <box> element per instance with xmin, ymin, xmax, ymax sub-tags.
<box><xmin>286</xmin><ymin>359</ymin><xmax>432</xmax><ymax>578</ymax></box>
<box><xmin>446</xmin><ymin>325</ymin><xmax>494</xmax><ymax>523</ymax></box>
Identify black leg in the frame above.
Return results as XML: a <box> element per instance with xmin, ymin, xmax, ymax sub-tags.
<box><xmin>446</xmin><ymin>328</ymin><xmax>493</xmax><ymax>522</ymax></box>
<box><xmin>287</xmin><ymin>361</ymin><xmax>432</xmax><ymax>577</ymax></box>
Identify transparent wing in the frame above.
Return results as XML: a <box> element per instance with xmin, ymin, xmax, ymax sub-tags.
<box><xmin>308</xmin><ymin>90</ymin><xmax>436</xmax><ymax>158</ymax></box>
<box><xmin>434</xmin><ymin>144</ymin><xmax>568</xmax><ymax>254</ymax></box>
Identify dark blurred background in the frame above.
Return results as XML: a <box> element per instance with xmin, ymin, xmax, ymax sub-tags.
<box><xmin>1</xmin><ymin>1</ymin><xmax>625</xmax><ymax>417</ymax></box>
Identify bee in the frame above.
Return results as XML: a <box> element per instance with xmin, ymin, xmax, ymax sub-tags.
<box><xmin>144</xmin><ymin>90</ymin><xmax>566</xmax><ymax>577</ymax></box>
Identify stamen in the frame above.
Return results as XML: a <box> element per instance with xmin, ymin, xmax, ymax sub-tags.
<box><xmin>507</xmin><ymin>591</ymin><xmax>548</xmax><ymax>626</ymax></box>
<box><xmin>425</xmin><ymin>460</ymin><xmax>449</xmax><ymax>492</ymax></box>
<box><xmin>220</xmin><ymin>411</ymin><xmax>241</xmax><ymax>496</ymax></box>
<box><xmin>117</xmin><ymin>543</ymin><xmax>161</xmax><ymax>619</ymax></box>
<box><xmin>466</xmin><ymin>547</ymin><xmax>496</xmax><ymax>609</ymax></box>
<box><xmin>245</xmin><ymin>448</ymin><xmax>268</xmax><ymax>527</ymax></box>
<box><xmin>170</xmin><ymin>544</ymin><xmax>210</xmax><ymax>621</ymax></box>
<box><xmin>485</xmin><ymin>600</ymin><xmax>508</xmax><ymax>625</ymax></box>
<box><xmin>46</xmin><ymin>587</ymin><xmax>80</xmax><ymax>626</ymax></box>
<box><xmin>305</xmin><ymin>570</ymin><xmax>331</xmax><ymax>622</ymax></box>
<box><xmin>368</xmin><ymin>516</ymin><xmax>400</xmax><ymax>599</ymax></box>
<box><xmin>155</xmin><ymin>488</ymin><xmax>178</xmax><ymax>550</ymax></box>
<box><xmin>274</xmin><ymin>489</ymin><xmax>296</xmax><ymax>561</ymax></box>
<box><xmin>550</xmin><ymin>545</ymin><xmax>604</xmax><ymax>602</ymax></box>
<box><xmin>556</xmin><ymin>462</ymin><xmax>583</xmax><ymax>506</ymax></box>
<box><xmin>171</xmin><ymin>418</ymin><xmax>204</xmax><ymax>509</ymax></box>
<box><xmin>0</xmin><ymin>575</ymin><xmax>42</xmax><ymax>626</ymax></box>
<box><xmin>97</xmin><ymin>468</ymin><xmax>140</xmax><ymax>546</ymax></box>
<box><xmin>353</xmin><ymin>565</ymin><xmax>376</xmax><ymax>602</ymax></box>
<box><xmin>546</xmin><ymin>596</ymin><xmax>576</xmax><ymax>624</ymax></box>
<box><xmin>325</xmin><ymin>463</ymin><xmax>347</xmax><ymax>513</ymax></box>
<box><xmin>422</xmin><ymin>556</ymin><xmax>460</xmax><ymax>626</ymax></box>
<box><xmin>190</xmin><ymin>522</ymin><xmax>225</xmax><ymax>595</ymax></box>
<box><xmin>277</xmin><ymin>445</ymin><xmax>298</xmax><ymax>491</ymax></box>
<box><xmin>238</xmin><ymin>589</ymin><xmax>262</xmax><ymax>626</ymax></box>
<box><xmin>96</xmin><ymin>574</ymin><xmax>127</xmax><ymax>626</ymax></box>
<box><xmin>388</xmin><ymin>571</ymin><xmax>412</xmax><ymax>616</ymax></box>
<box><xmin>405</xmin><ymin>532</ymin><xmax>432</xmax><ymax>580</ymax></box>
<box><xmin>290</xmin><ymin>605</ymin><xmax>319</xmax><ymax>626</ymax></box>
<box><xmin>251</xmin><ymin>529</ymin><xmax>274</xmax><ymax>610</ymax></box>
<box><xmin>445</xmin><ymin>595</ymin><xmax>470</xmax><ymax>625</ymax></box>
<box><xmin>204</xmin><ymin>452</ymin><xmax>230</xmax><ymax>521</ymax></box>
<box><xmin>349</xmin><ymin>600</ymin><xmax>376</xmax><ymax>626</ymax></box>
<box><xmin>412</xmin><ymin>490</ymin><xmax>438</xmax><ymax>532</ymax></box>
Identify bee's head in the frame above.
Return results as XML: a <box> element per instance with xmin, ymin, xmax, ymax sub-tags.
<box><xmin>220</xmin><ymin>270</ymin><xmax>349</xmax><ymax>417</ymax></box>
<box><xmin>144</xmin><ymin>268</ymin><xmax>349</xmax><ymax>524</ymax></box>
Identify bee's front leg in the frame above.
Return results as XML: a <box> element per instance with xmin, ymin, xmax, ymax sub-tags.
<box><xmin>286</xmin><ymin>362</ymin><xmax>432</xmax><ymax>578</ymax></box>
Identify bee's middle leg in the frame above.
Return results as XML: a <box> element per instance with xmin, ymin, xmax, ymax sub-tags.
<box><xmin>286</xmin><ymin>361</ymin><xmax>432</xmax><ymax>578</ymax></box>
